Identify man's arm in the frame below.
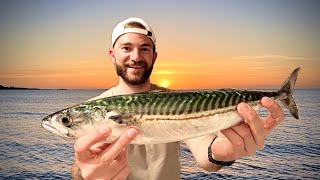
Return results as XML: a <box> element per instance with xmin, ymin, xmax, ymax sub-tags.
<box><xmin>185</xmin><ymin>97</ymin><xmax>285</xmax><ymax>171</ymax></box>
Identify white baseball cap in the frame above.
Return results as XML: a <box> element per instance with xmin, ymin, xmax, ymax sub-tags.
<box><xmin>111</xmin><ymin>17</ymin><xmax>156</xmax><ymax>47</ymax></box>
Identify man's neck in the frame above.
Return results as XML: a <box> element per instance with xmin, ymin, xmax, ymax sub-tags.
<box><xmin>114</xmin><ymin>79</ymin><xmax>152</xmax><ymax>95</ymax></box>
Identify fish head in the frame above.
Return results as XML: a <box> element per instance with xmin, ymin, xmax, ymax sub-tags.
<box><xmin>41</xmin><ymin>107</ymin><xmax>94</xmax><ymax>139</ymax></box>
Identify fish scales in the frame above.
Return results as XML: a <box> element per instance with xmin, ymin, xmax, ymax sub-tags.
<box><xmin>42</xmin><ymin>68</ymin><xmax>301</xmax><ymax>144</ymax></box>
<box><xmin>214</xmin><ymin>92</ymin><xmax>223</xmax><ymax>109</ymax></box>
<box><xmin>198</xmin><ymin>93</ymin><xmax>208</xmax><ymax>112</ymax></box>
<box><xmin>78</xmin><ymin>90</ymin><xmax>279</xmax><ymax>121</ymax></box>
<box><xmin>164</xmin><ymin>94</ymin><xmax>175</xmax><ymax>115</ymax></box>
<box><xmin>93</xmin><ymin>90</ymin><xmax>275</xmax><ymax>119</ymax></box>
<box><xmin>158</xmin><ymin>95</ymin><xmax>169</xmax><ymax>115</ymax></box>
<box><xmin>219</xmin><ymin>91</ymin><xmax>228</xmax><ymax>108</ymax></box>
<box><xmin>167</xmin><ymin>97</ymin><xmax>176</xmax><ymax>115</ymax></box>
<box><xmin>178</xmin><ymin>94</ymin><xmax>190</xmax><ymax>115</ymax></box>
<box><xmin>201</xmin><ymin>93</ymin><xmax>210</xmax><ymax>111</ymax></box>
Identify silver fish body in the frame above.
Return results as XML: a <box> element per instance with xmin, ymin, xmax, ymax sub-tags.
<box><xmin>42</xmin><ymin>68</ymin><xmax>300</xmax><ymax>144</ymax></box>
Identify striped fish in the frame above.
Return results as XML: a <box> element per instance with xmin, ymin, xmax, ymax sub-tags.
<box><xmin>42</xmin><ymin>68</ymin><xmax>300</xmax><ymax>144</ymax></box>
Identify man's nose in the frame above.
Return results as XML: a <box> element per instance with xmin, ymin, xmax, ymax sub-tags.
<box><xmin>130</xmin><ymin>48</ymin><xmax>142</xmax><ymax>62</ymax></box>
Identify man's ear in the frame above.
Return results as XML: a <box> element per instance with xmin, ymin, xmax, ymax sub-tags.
<box><xmin>153</xmin><ymin>52</ymin><xmax>158</xmax><ymax>64</ymax></box>
<box><xmin>109</xmin><ymin>48</ymin><xmax>116</xmax><ymax>63</ymax></box>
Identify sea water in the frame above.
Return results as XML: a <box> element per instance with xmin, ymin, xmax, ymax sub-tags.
<box><xmin>0</xmin><ymin>89</ymin><xmax>319</xmax><ymax>179</ymax></box>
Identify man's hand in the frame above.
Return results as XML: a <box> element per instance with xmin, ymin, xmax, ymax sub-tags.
<box><xmin>212</xmin><ymin>97</ymin><xmax>285</xmax><ymax>161</ymax></box>
<box><xmin>73</xmin><ymin>127</ymin><xmax>139</xmax><ymax>180</ymax></box>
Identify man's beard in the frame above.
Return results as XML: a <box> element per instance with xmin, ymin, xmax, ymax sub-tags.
<box><xmin>115</xmin><ymin>59</ymin><xmax>154</xmax><ymax>85</ymax></box>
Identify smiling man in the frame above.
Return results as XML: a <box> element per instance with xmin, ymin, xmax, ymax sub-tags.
<box><xmin>71</xmin><ymin>17</ymin><xmax>285</xmax><ymax>180</ymax></box>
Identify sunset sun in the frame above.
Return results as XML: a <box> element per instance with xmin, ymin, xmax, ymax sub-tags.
<box><xmin>159</xmin><ymin>79</ymin><xmax>170</xmax><ymax>88</ymax></box>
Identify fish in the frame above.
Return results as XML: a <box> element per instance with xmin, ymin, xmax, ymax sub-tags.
<box><xmin>42</xmin><ymin>67</ymin><xmax>300</xmax><ymax>144</ymax></box>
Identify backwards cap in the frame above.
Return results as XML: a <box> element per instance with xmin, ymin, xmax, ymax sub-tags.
<box><xmin>111</xmin><ymin>17</ymin><xmax>156</xmax><ymax>47</ymax></box>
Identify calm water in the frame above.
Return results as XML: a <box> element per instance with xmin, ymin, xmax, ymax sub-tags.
<box><xmin>0</xmin><ymin>89</ymin><xmax>319</xmax><ymax>179</ymax></box>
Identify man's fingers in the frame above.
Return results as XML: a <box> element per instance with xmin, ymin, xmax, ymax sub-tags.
<box><xmin>220</xmin><ymin>128</ymin><xmax>242</xmax><ymax>147</ymax></box>
<box><xmin>112</xmin><ymin>164</ymin><xmax>130</xmax><ymax>180</ymax></box>
<box><xmin>91</xmin><ymin>142</ymin><xmax>110</xmax><ymax>154</ymax></box>
<box><xmin>218</xmin><ymin>128</ymin><xmax>244</xmax><ymax>160</ymax></box>
<box><xmin>262</xmin><ymin>97</ymin><xmax>285</xmax><ymax>122</ymax></box>
<box><xmin>261</xmin><ymin>97</ymin><xmax>285</xmax><ymax>132</ymax></box>
<box><xmin>100</xmin><ymin>128</ymin><xmax>138</xmax><ymax>165</ymax></box>
<box><xmin>262</xmin><ymin>97</ymin><xmax>284</xmax><ymax>119</ymax></box>
<box><xmin>237</xmin><ymin>103</ymin><xmax>265</xmax><ymax>149</ymax></box>
<box><xmin>84</xmin><ymin>149</ymin><xmax>129</xmax><ymax>179</ymax></box>
<box><xmin>74</xmin><ymin>127</ymin><xmax>111</xmax><ymax>162</ymax></box>
<box><xmin>231</xmin><ymin>123</ymin><xmax>257</xmax><ymax>154</ymax></box>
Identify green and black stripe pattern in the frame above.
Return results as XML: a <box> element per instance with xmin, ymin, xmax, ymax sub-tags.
<box><xmin>83</xmin><ymin>89</ymin><xmax>279</xmax><ymax>122</ymax></box>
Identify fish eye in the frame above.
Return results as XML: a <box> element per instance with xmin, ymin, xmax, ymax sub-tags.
<box><xmin>61</xmin><ymin>116</ymin><xmax>73</xmax><ymax>127</ymax></box>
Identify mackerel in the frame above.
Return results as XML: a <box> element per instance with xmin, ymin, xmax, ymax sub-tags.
<box><xmin>42</xmin><ymin>67</ymin><xmax>300</xmax><ymax>144</ymax></box>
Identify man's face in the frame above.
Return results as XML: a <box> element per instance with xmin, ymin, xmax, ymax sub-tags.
<box><xmin>110</xmin><ymin>33</ymin><xmax>157</xmax><ymax>85</ymax></box>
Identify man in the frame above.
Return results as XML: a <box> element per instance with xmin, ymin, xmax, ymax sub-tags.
<box><xmin>71</xmin><ymin>17</ymin><xmax>285</xmax><ymax>180</ymax></box>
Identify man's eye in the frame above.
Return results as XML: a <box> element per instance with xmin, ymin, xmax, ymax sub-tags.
<box><xmin>122</xmin><ymin>47</ymin><xmax>130</xmax><ymax>50</ymax></box>
<box><xmin>141</xmin><ymin>48</ymin><xmax>150</xmax><ymax>52</ymax></box>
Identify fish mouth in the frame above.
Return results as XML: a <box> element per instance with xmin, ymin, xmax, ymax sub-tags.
<box><xmin>41</xmin><ymin>118</ymin><xmax>72</xmax><ymax>138</ymax></box>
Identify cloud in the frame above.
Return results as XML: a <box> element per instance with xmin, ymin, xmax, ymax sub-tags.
<box><xmin>232</xmin><ymin>54</ymin><xmax>317</xmax><ymax>60</ymax></box>
<box><xmin>0</xmin><ymin>67</ymin><xmax>114</xmax><ymax>78</ymax></box>
<box><xmin>153</xmin><ymin>70</ymin><xmax>177</xmax><ymax>75</ymax></box>
<box><xmin>246</xmin><ymin>66</ymin><xmax>285</xmax><ymax>70</ymax></box>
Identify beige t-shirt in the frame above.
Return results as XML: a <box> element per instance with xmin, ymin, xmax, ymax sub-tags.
<box><xmin>92</xmin><ymin>84</ymin><xmax>181</xmax><ymax>180</ymax></box>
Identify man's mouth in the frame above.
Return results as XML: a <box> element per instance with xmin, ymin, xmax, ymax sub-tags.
<box><xmin>129</xmin><ymin>66</ymin><xmax>143</xmax><ymax>69</ymax></box>
<box><xmin>127</xmin><ymin>63</ymin><xmax>145</xmax><ymax>69</ymax></box>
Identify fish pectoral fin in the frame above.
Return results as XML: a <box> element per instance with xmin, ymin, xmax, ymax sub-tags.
<box><xmin>107</xmin><ymin>111</ymin><xmax>124</xmax><ymax>124</ymax></box>
<box><xmin>109</xmin><ymin>114</ymin><xmax>123</xmax><ymax>124</ymax></box>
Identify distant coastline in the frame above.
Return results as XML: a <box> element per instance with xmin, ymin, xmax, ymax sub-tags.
<box><xmin>0</xmin><ymin>85</ymin><xmax>67</xmax><ymax>90</ymax></box>
<box><xmin>0</xmin><ymin>85</ymin><xmax>41</xmax><ymax>90</ymax></box>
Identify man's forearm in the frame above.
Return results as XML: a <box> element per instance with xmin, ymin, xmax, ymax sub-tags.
<box><xmin>185</xmin><ymin>135</ymin><xmax>224</xmax><ymax>172</ymax></box>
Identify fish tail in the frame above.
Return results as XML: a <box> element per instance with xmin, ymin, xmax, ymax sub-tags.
<box><xmin>277</xmin><ymin>67</ymin><xmax>301</xmax><ymax>119</ymax></box>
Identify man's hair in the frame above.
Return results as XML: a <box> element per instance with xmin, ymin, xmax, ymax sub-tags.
<box><xmin>124</xmin><ymin>21</ymin><xmax>146</xmax><ymax>29</ymax></box>
<box><xmin>123</xmin><ymin>21</ymin><xmax>156</xmax><ymax>52</ymax></box>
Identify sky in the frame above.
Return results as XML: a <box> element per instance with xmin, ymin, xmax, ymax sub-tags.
<box><xmin>1</xmin><ymin>0</ymin><xmax>319</xmax><ymax>89</ymax></box>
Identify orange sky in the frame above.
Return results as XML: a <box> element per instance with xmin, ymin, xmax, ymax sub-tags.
<box><xmin>1</xmin><ymin>1</ymin><xmax>319</xmax><ymax>89</ymax></box>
